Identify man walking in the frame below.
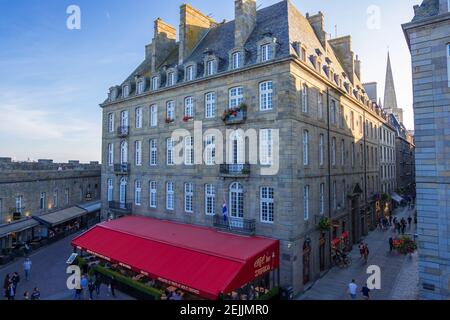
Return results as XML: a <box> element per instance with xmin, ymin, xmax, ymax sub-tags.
<box><xmin>31</xmin><ymin>287</ymin><xmax>41</xmax><ymax>300</ymax></box>
<box><xmin>361</xmin><ymin>284</ymin><xmax>371</xmax><ymax>300</ymax></box>
<box><xmin>80</xmin><ymin>274</ymin><xmax>88</xmax><ymax>300</ymax></box>
<box><xmin>408</xmin><ymin>216</ymin><xmax>413</xmax><ymax>228</ymax></box>
<box><xmin>348</xmin><ymin>280</ymin><xmax>358</xmax><ymax>300</ymax></box>
<box><xmin>363</xmin><ymin>244</ymin><xmax>370</xmax><ymax>264</ymax></box>
<box><xmin>23</xmin><ymin>258</ymin><xmax>32</xmax><ymax>281</ymax></box>
<box><xmin>389</xmin><ymin>237</ymin><xmax>394</xmax><ymax>253</ymax></box>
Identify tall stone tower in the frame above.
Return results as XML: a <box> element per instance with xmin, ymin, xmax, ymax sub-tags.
<box><xmin>403</xmin><ymin>0</ymin><xmax>450</xmax><ymax>300</ymax></box>
<box><xmin>383</xmin><ymin>52</ymin><xmax>404</xmax><ymax>123</ymax></box>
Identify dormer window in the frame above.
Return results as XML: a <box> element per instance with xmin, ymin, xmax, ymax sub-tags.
<box><xmin>122</xmin><ymin>85</ymin><xmax>130</xmax><ymax>98</ymax></box>
<box><xmin>167</xmin><ymin>71</ymin><xmax>176</xmax><ymax>87</ymax></box>
<box><xmin>109</xmin><ymin>88</ymin><xmax>117</xmax><ymax>102</ymax></box>
<box><xmin>136</xmin><ymin>79</ymin><xmax>145</xmax><ymax>95</ymax></box>
<box><xmin>185</xmin><ymin>65</ymin><xmax>195</xmax><ymax>81</ymax></box>
<box><xmin>151</xmin><ymin>76</ymin><xmax>159</xmax><ymax>91</ymax></box>
<box><xmin>301</xmin><ymin>47</ymin><xmax>307</xmax><ymax>62</ymax></box>
<box><xmin>261</xmin><ymin>44</ymin><xmax>273</xmax><ymax>62</ymax></box>
<box><xmin>232</xmin><ymin>51</ymin><xmax>242</xmax><ymax>69</ymax></box>
<box><xmin>206</xmin><ymin>59</ymin><xmax>216</xmax><ymax>76</ymax></box>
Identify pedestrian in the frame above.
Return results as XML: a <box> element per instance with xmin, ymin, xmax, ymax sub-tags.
<box><xmin>359</xmin><ymin>242</ymin><xmax>365</xmax><ymax>259</ymax></box>
<box><xmin>7</xmin><ymin>283</ymin><xmax>15</xmax><ymax>300</ymax></box>
<box><xmin>23</xmin><ymin>257</ymin><xmax>32</xmax><ymax>281</ymax></box>
<box><xmin>348</xmin><ymin>280</ymin><xmax>358</xmax><ymax>300</ymax></box>
<box><xmin>12</xmin><ymin>272</ymin><xmax>20</xmax><ymax>291</ymax></box>
<box><xmin>363</xmin><ymin>244</ymin><xmax>370</xmax><ymax>264</ymax></box>
<box><xmin>3</xmin><ymin>273</ymin><xmax>11</xmax><ymax>298</ymax></box>
<box><xmin>94</xmin><ymin>272</ymin><xmax>102</xmax><ymax>296</ymax></box>
<box><xmin>408</xmin><ymin>216</ymin><xmax>413</xmax><ymax>228</ymax></box>
<box><xmin>396</xmin><ymin>222</ymin><xmax>401</xmax><ymax>234</ymax></box>
<box><xmin>31</xmin><ymin>287</ymin><xmax>41</xmax><ymax>300</ymax></box>
<box><xmin>80</xmin><ymin>274</ymin><xmax>88</xmax><ymax>300</ymax></box>
<box><xmin>361</xmin><ymin>284</ymin><xmax>371</xmax><ymax>300</ymax></box>
<box><xmin>401</xmin><ymin>219</ymin><xmax>407</xmax><ymax>235</ymax></box>
<box><xmin>74</xmin><ymin>287</ymin><xmax>82</xmax><ymax>300</ymax></box>
<box><xmin>109</xmin><ymin>276</ymin><xmax>117</xmax><ymax>298</ymax></box>
<box><xmin>389</xmin><ymin>237</ymin><xmax>394</xmax><ymax>252</ymax></box>
<box><xmin>88</xmin><ymin>280</ymin><xmax>95</xmax><ymax>300</ymax></box>
<box><xmin>23</xmin><ymin>291</ymin><xmax>30</xmax><ymax>300</ymax></box>
<box><xmin>389</xmin><ymin>215</ymin><xmax>393</xmax><ymax>227</ymax></box>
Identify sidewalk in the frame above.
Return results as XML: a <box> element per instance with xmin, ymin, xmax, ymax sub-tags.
<box><xmin>298</xmin><ymin>206</ymin><xmax>419</xmax><ymax>300</ymax></box>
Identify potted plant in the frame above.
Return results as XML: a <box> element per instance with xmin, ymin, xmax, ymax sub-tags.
<box><xmin>222</xmin><ymin>103</ymin><xmax>248</xmax><ymax>121</ymax></box>
<box><xmin>182</xmin><ymin>115</ymin><xmax>193</xmax><ymax>122</ymax></box>
<box><xmin>317</xmin><ymin>217</ymin><xmax>331</xmax><ymax>233</ymax></box>
<box><xmin>393</xmin><ymin>235</ymin><xmax>418</xmax><ymax>255</ymax></box>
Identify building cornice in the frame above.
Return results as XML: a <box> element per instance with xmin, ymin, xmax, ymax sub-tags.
<box><xmin>402</xmin><ymin>12</ymin><xmax>450</xmax><ymax>49</ymax></box>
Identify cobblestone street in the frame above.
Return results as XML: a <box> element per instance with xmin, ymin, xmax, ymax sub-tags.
<box><xmin>298</xmin><ymin>206</ymin><xmax>419</xmax><ymax>300</ymax></box>
<box><xmin>0</xmin><ymin>233</ymin><xmax>132</xmax><ymax>300</ymax></box>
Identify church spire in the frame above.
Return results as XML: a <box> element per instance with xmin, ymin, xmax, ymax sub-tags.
<box><xmin>384</xmin><ymin>51</ymin><xmax>398</xmax><ymax>110</ymax></box>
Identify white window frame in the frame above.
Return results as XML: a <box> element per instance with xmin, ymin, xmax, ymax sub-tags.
<box><xmin>331</xmin><ymin>138</ymin><xmax>336</xmax><ymax>166</ymax></box>
<box><xmin>135</xmin><ymin>107</ymin><xmax>143</xmax><ymax>129</ymax></box>
<box><xmin>184</xmin><ymin>136</ymin><xmax>194</xmax><ymax>165</ymax></box>
<box><xmin>120</xmin><ymin>141</ymin><xmax>128</xmax><ymax>164</ymax></box>
<box><xmin>108</xmin><ymin>143</ymin><xmax>114</xmax><ymax>166</ymax></box>
<box><xmin>184</xmin><ymin>97</ymin><xmax>194</xmax><ymax>118</ymax></box>
<box><xmin>53</xmin><ymin>190</ymin><xmax>58</xmax><ymax>208</ymax></box>
<box><xmin>135</xmin><ymin>180</ymin><xmax>142</xmax><ymax>206</ymax></box>
<box><xmin>15</xmin><ymin>195</ymin><xmax>23</xmax><ymax>213</ymax></box>
<box><xmin>186</xmin><ymin>65</ymin><xmax>194</xmax><ymax>81</ymax></box>
<box><xmin>205</xmin><ymin>135</ymin><xmax>216</xmax><ymax>166</ymax></box>
<box><xmin>167</xmin><ymin>72</ymin><xmax>175</xmax><ymax>87</ymax></box>
<box><xmin>205</xmin><ymin>184</ymin><xmax>216</xmax><ymax>216</ymax></box>
<box><xmin>150</xmin><ymin>104</ymin><xmax>158</xmax><ymax>127</ymax></box>
<box><xmin>135</xmin><ymin>140</ymin><xmax>142</xmax><ymax>166</ymax></box>
<box><xmin>319</xmin><ymin>183</ymin><xmax>325</xmax><ymax>215</ymax></box>
<box><xmin>166</xmin><ymin>101</ymin><xmax>175</xmax><ymax>121</ymax></box>
<box><xmin>302</xmin><ymin>84</ymin><xmax>308</xmax><ymax>113</ymax></box>
<box><xmin>206</xmin><ymin>60</ymin><xmax>215</xmax><ymax>76</ymax></box>
<box><xmin>167</xmin><ymin>138</ymin><xmax>174</xmax><ymax>166</ymax></box>
<box><xmin>108</xmin><ymin>113</ymin><xmax>114</xmax><ymax>133</ymax></box>
<box><xmin>259</xmin><ymin>81</ymin><xmax>273</xmax><ymax>111</ymax></box>
<box><xmin>229</xmin><ymin>87</ymin><xmax>244</xmax><ymax>108</ymax></box>
<box><xmin>330</xmin><ymin>100</ymin><xmax>336</xmax><ymax>124</ymax></box>
<box><xmin>318</xmin><ymin>92</ymin><xmax>323</xmax><ymax>119</ymax></box>
<box><xmin>303</xmin><ymin>185</ymin><xmax>310</xmax><ymax>221</ymax></box>
<box><xmin>319</xmin><ymin>134</ymin><xmax>324</xmax><ymax>166</ymax></box>
<box><xmin>40</xmin><ymin>192</ymin><xmax>46</xmax><ymax>210</ymax></box>
<box><xmin>136</xmin><ymin>80</ymin><xmax>144</xmax><ymax>95</ymax></box>
<box><xmin>261</xmin><ymin>44</ymin><xmax>272</xmax><ymax>62</ymax></box>
<box><xmin>303</xmin><ymin>130</ymin><xmax>309</xmax><ymax>166</ymax></box>
<box><xmin>151</xmin><ymin>76</ymin><xmax>159</xmax><ymax>91</ymax></box>
<box><xmin>232</xmin><ymin>51</ymin><xmax>242</xmax><ymax>69</ymax></box>
<box><xmin>260</xmin><ymin>187</ymin><xmax>274</xmax><ymax>223</ymax></box>
<box><xmin>166</xmin><ymin>182</ymin><xmax>174</xmax><ymax>211</ymax></box>
<box><xmin>205</xmin><ymin>92</ymin><xmax>216</xmax><ymax>118</ymax></box>
<box><xmin>122</xmin><ymin>85</ymin><xmax>130</xmax><ymax>98</ymax></box>
<box><xmin>184</xmin><ymin>183</ymin><xmax>194</xmax><ymax>213</ymax></box>
<box><xmin>260</xmin><ymin>129</ymin><xmax>273</xmax><ymax>166</ymax></box>
<box><xmin>149</xmin><ymin>181</ymin><xmax>157</xmax><ymax>208</ymax></box>
<box><xmin>107</xmin><ymin>179</ymin><xmax>113</xmax><ymax>202</ymax></box>
<box><xmin>150</xmin><ymin>139</ymin><xmax>158</xmax><ymax>166</ymax></box>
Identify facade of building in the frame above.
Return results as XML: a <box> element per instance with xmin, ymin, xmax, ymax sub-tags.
<box><xmin>0</xmin><ymin>158</ymin><xmax>101</xmax><ymax>250</ymax></box>
<box><xmin>402</xmin><ymin>0</ymin><xmax>450</xmax><ymax>300</ymax></box>
<box><xmin>100</xmin><ymin>0</ymin><xmax>390</xmax><ymax>295</ymax></box>
<box><xmin>379</xmin><ymin>121</ymin><xmax>397</xmax><ymax>195</ymax></box>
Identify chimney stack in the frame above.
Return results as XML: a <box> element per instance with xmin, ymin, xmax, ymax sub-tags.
<box><xmin>307</xmin><ymin>12</ymin><xmax>327</xmax><ymax>51</ymax></box>
<box><xmin>328</xmin><ymin>35</ymin><xmax>355</xmax><ymax>84</ymax></box>
<box><xmin>234</xmin><ymin>0</ymin><xmax>257</xmax><ymax>47</ymax></box>
<box><xmin>151</xmin><ymin>18</ymin><xmax>177</xmax><ymax>72</ymax></box>
<box><xmin>354</xmin><ymin>55</ymin><xmax>361</xmax><ymax>80</ymax></box>
<box><xmin>179</xmin><ymin>4</ymin><xmax>217</xmax><ymax>64</ymax></box>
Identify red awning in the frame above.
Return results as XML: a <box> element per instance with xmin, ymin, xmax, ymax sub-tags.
<box><xmin>72</xmin><ymin>216</ymin><xmax>279</xmax><ymax>300</ymax></box>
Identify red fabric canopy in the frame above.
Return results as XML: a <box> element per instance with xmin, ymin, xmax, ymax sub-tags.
<box><xmin>72</xmin><ymin>216</ymin><xmax>279</xmax><ymax>300</ymax></box>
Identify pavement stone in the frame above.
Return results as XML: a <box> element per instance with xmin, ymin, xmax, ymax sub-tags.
<box><xmin>297</xmin><ymin>206</ymin><xmax>419</xmax><ymax>300</ymax></box>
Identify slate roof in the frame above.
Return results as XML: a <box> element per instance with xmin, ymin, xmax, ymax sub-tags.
<box><xmin>412</xmin><ymin>0</ymin><xmax>440</xmax><ymax>22</ymax></box>
<box><xmin>108</xmin><ymin>0</ymin><xmax>368</xmax><ymax>103</ymax></box>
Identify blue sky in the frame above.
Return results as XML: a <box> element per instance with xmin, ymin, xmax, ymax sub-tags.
<box><xmin>0</xmin><ymin>0</ymin><xmax>421</xmax><ymax>163</ymax></box>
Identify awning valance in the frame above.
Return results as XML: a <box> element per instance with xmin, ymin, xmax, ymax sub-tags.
<box><xmin>35</xmin><ymin>206</ymin><xmax>87</xmax><ymax>227</ymax></box>
<box><xmin>391</xmin><ymin>193</ymin><xmax>404</xmax><ymax>204</ymax></box>
<box><xmin>0</xmin><ymin>219</ymin><xmax>39</xmax><ymax>238</ymax></box>
<box><xmin>77</xmin><ymin>201</ymin><xmax>101</xmax><ymax>214</ymax></box>
<box><xmin>72</xmin><ymin>216</ymin><xmax>280</xmax><ymax>300</ymax></box>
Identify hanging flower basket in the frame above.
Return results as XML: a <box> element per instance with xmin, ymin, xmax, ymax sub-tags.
<box><xmin>182</xmin><ymin>115</ymin><xmax>193</xmax><ymax>122</ymax></box>
<box><xmin>221</xmin><ymin>103</ymin><xmax>248</xmax><ymax>121</ymax></box>
<box><xmin>393</xmin><ymin>236</ymin><xmax>417</xmax><ymax>255</ymax></box>
<box><xmin>316</xmin><ymin>217</ymin><xmax>332</xmax><ymax>233</ymax></box>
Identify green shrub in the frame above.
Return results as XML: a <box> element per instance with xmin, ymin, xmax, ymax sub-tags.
<box><xmin>94</xmin><ymin>265</ymin><xmax>163</xmax><ymax>300</ymax></box>
<box><xmin>256</xmin><ymin>287</ymin><xmax>280</xmax><ymax>300</ymax></box>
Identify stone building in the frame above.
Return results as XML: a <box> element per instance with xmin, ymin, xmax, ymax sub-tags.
<box><xmin>100</xmin><ymin>0</ymin><xmax>390</xmax><ymax>295</ymax></box>
<box><xmin>402</xmin><ymin>0</ymin><xmax>450</xmax><ymax>300</ymax></box>
<box><xmin>0</xmin><ymin>158</ymin><xmax>101</xmax><ymax>250</ymax></box>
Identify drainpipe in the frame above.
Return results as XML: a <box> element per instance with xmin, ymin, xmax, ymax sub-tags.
<box><xmin>326</xmin><ymin>88</ymin><xmax>332</xmax><ymax>267</ymax></box>
<box><xmin>363</xmin><ymin>112</ymin><xmax>368</xmax><ymax>235</ymax></box>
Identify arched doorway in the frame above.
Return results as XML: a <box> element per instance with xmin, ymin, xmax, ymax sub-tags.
<box><xmin>303</xmin><ymin>240</ymin><xmax>311</xmax><ymax>285</ymax></box>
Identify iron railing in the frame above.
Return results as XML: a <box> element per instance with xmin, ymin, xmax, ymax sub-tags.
<box><xmin>213</xmin><ymin>215</ymin><xmax>256</xmax><ymax>236</ymax></box>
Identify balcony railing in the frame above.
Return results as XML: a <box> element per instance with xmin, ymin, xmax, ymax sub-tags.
<box><xmin>108</xmin><ymin>202</ymin><xmax>132</xmax><ymax>213</ymax></box>
<box><xmin>220</xmin><ymin>164</ymin><xmax>250</xmax><ymax>177</ymax></box>
<box><xmin>222</xmin><ymin>109</ymin><xmax>247</xmax><ymax>125</ymax></box>
<box><xmin>117</xmin><ymin>126</ymin><xmax>130</xmax><ymax>138</ymax></box>
<box><xmin>213</xmin><ymin>215</ymin><xmax>256</xmax><ymax>236</ymax></box>
<box><xmin>114</xmin><ymin>163</ymin><xmax>129</xmax><ymax>175</ymax></box>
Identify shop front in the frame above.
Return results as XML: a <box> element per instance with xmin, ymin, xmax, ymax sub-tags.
<box><xmin>72</xmin><ymin>216</ymin><xmax>280</xmax><ymax>301</ymax></box>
